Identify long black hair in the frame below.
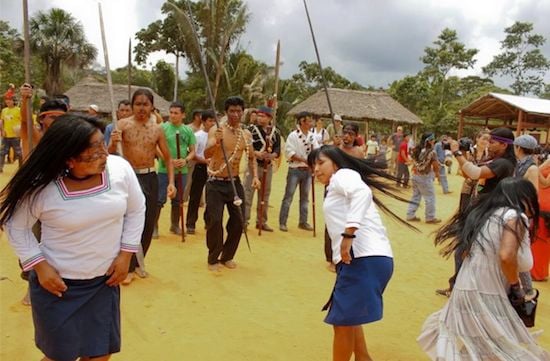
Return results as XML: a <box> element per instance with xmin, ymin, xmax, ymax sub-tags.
<box><xmin>0</xmin><ymin>114</ymin><xmax>104</xmax><ymax>226</ymax></box>
<box><xmin>412</xmin><ymin>132</ymin><xmax>434</xmax><ymax>161</ymax></box>
<box><xmin>308</xmin><ymin>145</ymin><xmax>417</xmax><ymax>229</ymax></box>
<box><xmin>434</xmin><ymin>177</ymin><xmax>539</xmax><ymax>258</ymax></box>
<box><xmin>131</xmin><ymin>88</ymin><xmax>154</xmax><ymax>106</ymax></box>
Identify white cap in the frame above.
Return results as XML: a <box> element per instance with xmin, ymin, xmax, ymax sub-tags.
<box><xmin>334</xmin><ymin>114</ymin><xmax>342</xmax><ymax>121</ymax></box>
<box><xmin>89</xmin><ymin>104</ymin><xmax>99</xmax><ymax>112</ymax></box>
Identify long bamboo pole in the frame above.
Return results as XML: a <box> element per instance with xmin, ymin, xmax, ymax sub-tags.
<box><xmin>22</xmin><ymin>0</ymin><xmax>33</xmax><ymax>152</ymax></box>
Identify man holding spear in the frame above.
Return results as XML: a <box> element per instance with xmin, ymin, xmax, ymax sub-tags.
<box><xmin>155</xmin><ymin>102</ymin><xmax>196</xmax><ymax>240</ymax></box>
<box><xmin>204</xmin><ymin>96</ymin><xmax>260</xmax><ymax>271</ymax></box>
<box><xmin>244</xmin><ymin>105</ymin><xmax>281</xmax><ymax>233</ymax></box>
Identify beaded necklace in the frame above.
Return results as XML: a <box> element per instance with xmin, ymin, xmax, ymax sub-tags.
<box><xmin>207</xmin><ymin>125</ymin><xmax>244</xmax><ymax>176</ymax></box>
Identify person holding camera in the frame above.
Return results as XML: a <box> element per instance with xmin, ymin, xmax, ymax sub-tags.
<box><xmin>451</xmin><ymin>127</ymin><xmax>516</xmax><ymax>198</ymax></box>
<box><xmin>436</xmin><ymin>128</ymin><xmax>517</xmax><ymax>297</ymax></box>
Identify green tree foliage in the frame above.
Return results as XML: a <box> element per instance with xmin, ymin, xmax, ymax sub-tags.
<box><xmin>0</xmin><ymin>21</ymin><xmax>24</xmax><ymax>90</ymax></box>
<box><xmin>389</xmin><ymin>28</ymin><xmax>482</xmax><ymax>134</ymax></box>
<box><xmin>290</xmin><ymin>61</ymin><xmax>365</xmax><ymax>101</ymax></box>
<box><xmin>152</xmin><ymin>60</ymin><xmax>176</xmax><ymax>101</ymax></box>
<box><xmin>483</xmin><ymin>21</ymin><xmax>550</xmax><ymax>95</ymax></box>
<box><xmin>111</xmin><ymin>65</ymin><xmax>154</xmax><ymax>88</ymax></box>
<box><xmin>421</xmin><ymin>28</ymin><xmax>478</xmax><ymax>112</ymax></box>
<box><xmin>30</xmin><ymin>8</ymin><xmax>97</xmax><ymax>96</ymax></box>
<box><xmin>136</xmin><ymin>0</ymin><xmax>249</xmax><ymax>106</ymax></box>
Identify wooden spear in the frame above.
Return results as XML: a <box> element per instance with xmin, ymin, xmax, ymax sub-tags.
<box><xmin>22</xmin><ymin>0</ymin><xmax>33</xmax><ymax>151</ymax></box>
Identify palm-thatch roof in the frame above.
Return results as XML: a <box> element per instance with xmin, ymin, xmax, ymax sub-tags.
<box><xmin>287</xmin><ymin>88</ymin><xmax>422</xmax><ymax>125</ymax></box>
<box><xmin>64</xmin><ymin>78</ymin><xmax>172</xmax><ymax>117</ymax></box>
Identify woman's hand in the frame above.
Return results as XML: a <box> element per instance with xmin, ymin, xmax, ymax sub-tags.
<box><xmin>106</xmin><ymin>251</ymin><xmax>133</xmax><ymax>286</ymax></box>
<box><xmin>34</xmin><ymin>261</ymin><xmax>67</xmax><ymax>297</ymax></box>
<box><xmin>341</xmin><ymin>237</ymin><xmax>353</xmax><ymax>264</ymax></box>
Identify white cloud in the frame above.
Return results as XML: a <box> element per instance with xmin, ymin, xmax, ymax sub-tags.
<box><xmin>2</xmin><ymin>0</ymin><xmax>549</xmax><ymax>88</ymax></box>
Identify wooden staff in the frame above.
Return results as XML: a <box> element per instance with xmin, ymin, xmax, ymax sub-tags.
<box><xmin>257</xmin><ymin>126</ymin><xmax>272</xmax><ymax>236</ymax></box>
<box><xmin>167</xmin><ymin>1</ymin><xmax>251</xmax><ymax>250</ymax></box>
<box><xmin>175</xmin><ymin>131</ymin><xmax>186</xmax><ymax>242</ymax></box>
<box><xmin>98</xmin><ymin>3</ymin><xmax>147</xmax><ymax>273</ymax></box>
<box><xmin>22</xmin><ymin>0</ymin><xmax>33</xmax><ymax>152</ymax></box>
<box><xmin>302</xmin><ymin>0</ymin><xmax>337</xmax><ymax>129</ymax></box>
<box><xmin>128</xmin><ymin>38</ymin><xmax>132</xmax><ymax>100</ymax></box>
<box><xmin>98</xmin><ymin>3</ymin><xmax>123</xmax><ymax>156</ymax></box>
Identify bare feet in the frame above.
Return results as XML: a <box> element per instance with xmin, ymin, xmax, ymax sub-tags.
<box><xmin>122</xmin><ymin>272</ymin><xmax>135</xmax><ymax>285</ymax></box>
<box><xmin>21</xmin><ymin>289</ymin><xmax>31</xmax><ymax>306</ymax></box>
<box><xmin>221</xmin><ymin>260</ymin><xmax>237</xmax><ymax>269</ymax></box>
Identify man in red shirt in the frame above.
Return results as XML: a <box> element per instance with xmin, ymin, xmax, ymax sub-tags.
<box><xmin>396</xmin><ymin>133</ymin><xmax>411</xmax><ymax>187</ymax></box>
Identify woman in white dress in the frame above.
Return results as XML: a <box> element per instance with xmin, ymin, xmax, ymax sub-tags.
<box><xmin>418</xmin><ymin>177</ymin><xmax>549</xmax><ymax>360</ymax></box>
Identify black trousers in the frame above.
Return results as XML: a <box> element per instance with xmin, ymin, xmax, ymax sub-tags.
<box><xmin>130</xmin><ymin>172</ymin><xmax>158</xmax><ymax>272</ymax></box>
<box><xmin>205</xmin><ymin>178</ymin><xmax>245</xmax><ymax>265</ymax></box>
<box><xmin>186</xmin><ymin>164</ymin><xmax>207</xmax><ymax>228</ymax></box>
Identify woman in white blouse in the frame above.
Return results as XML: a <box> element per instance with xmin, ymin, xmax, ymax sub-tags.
<box><xmin>308</xmin><ymin>145</ymin><xmax>409</xmax><ymax>361</ymax></box>
<box><xmin>0</xmin><ymin>114</ymin><xmax>145</xmax><ymax>361</ymax></box>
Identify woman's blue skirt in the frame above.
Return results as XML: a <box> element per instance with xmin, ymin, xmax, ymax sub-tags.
<box><xmin>29</xmin><ymin>271</ymin><xmax>121</xmax><ymax>361</ymax></box>
<box><xmin>324</xmin><ymin>256</ymin><xmax>393</xmax><ymax>326</ymax></box>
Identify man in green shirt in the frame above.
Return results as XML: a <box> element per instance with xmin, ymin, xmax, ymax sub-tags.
<box><xmin>156</xmin><ymin>102</ymin><xmax>196</xmax><ymax>237</ymax></box>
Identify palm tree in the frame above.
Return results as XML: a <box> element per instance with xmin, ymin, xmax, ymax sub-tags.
<box><xmin>30</xmin><ymin>8</ymin><xmax>97</xmax><ymax>96</ymax></box>
<box><xmin>141</xmin><ymin>0</ymin><xmax>249</xmax><ymax>107</ymax></box>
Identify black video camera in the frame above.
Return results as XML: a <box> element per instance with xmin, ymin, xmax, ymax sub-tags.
<box><xmin>458</xmin><ymin>137</ymin><xmax>474</xmax><ymax>152</ymax></box>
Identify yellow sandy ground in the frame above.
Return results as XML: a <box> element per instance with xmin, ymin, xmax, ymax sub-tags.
<box><xmin>1</xmin><ymin>160</ymin><xmax>549</xmax><ymax>361</ymax></box>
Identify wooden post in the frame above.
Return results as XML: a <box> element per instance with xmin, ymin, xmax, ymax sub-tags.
<box><xmin>516</xmin><ymin>110</ymin><xmax>524</xmax><ymax>136</ymax></box>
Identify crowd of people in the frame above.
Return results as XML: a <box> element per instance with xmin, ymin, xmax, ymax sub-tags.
<box><xmin>1</xmin><ymin>82</ymin><xmax>550</xmax><ymax>360</ymax></box>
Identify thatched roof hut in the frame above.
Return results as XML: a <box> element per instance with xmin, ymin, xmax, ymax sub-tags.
<box><xmin>287</xmin><ymin>88</ymin><xmax>423</xmax><ymax>129</ymax></box>
<box><xmin>64</xmin><ymin>78</ymin><xmax>172</xmax><ymax>117</ymax></box>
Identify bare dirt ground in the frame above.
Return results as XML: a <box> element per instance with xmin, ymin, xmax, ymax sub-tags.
<box><xmin>1</xmin><ymin>160</ymin><xmax>549</xmax><ymax>360</ymax></box>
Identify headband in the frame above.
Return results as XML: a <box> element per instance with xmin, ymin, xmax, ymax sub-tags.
<box><xmin>490</xmin><ymin>134</ymin><xmax>514</xmax><ymax>145</ymax></box>
<box><xmin>39</xmin><ymin>110</ymin><xmax>66</xmax><ymax>118</ymax></box>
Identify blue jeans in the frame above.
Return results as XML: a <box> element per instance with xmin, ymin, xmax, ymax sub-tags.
<box><xmin>157</xmin><ymin>172</ymin><xmax>187</xmax><ymax>208</ymax></box>
<box><xmin>279</xmin><ymin>168</ymin><xmax>311</xmax><ymax>226</ymax></box>
<box><xmin>407</xmin><ymin>173</ymin><xmax>437</xmax><ymax>221</ymax></box>
<box><xmin>439</xmin><ymin>165</ymin><xmax>449</xmax><ymax>193</ymax></box>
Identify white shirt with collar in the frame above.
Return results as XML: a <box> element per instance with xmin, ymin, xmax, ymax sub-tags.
<box><xmin>324</xmin><ymin>168</ymin><xmax>393</xmax><ymax>264</ymax></box>
<box><xmin>285</xmin><ymin>127</ymin><xmax>320</xmax><ymax>168</ymax></box>
<box><xmin>194</xmin><ymin>129</ymin><xmax>208</xmax><ymax>160</ymax></box>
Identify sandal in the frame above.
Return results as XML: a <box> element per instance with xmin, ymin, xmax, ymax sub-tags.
<box><xmin>435</xmin><ymin>288</ymin><xmax>452</xmax><ymax>297</ymax></box>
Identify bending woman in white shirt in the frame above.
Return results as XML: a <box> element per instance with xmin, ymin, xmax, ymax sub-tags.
<box><xmin>308</xmin><ymin>145</ymin><xmax>411</xmax><ymax>361</ymax></box>
<box><xmin>0</xmin><ymin>114</ymin><xmax>145</xmax><ymax>361</ymax></box>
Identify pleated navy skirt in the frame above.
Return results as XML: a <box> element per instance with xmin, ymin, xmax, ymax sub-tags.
<box><xmin>29</xmin><ymin>271</ymin><xmax>121</xmax><ymax>361</ymax></box>
<box><xmin>324</xmin><ymin>256</ymin><xmax>393</xmax><ymax>326</ymax></box>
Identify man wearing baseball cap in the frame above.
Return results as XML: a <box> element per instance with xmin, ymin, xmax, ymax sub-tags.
<box><xmin>244</xmin><ymin>105</ymin><xmax>281</xmax><ymax>232</ymax></box>
<box><xmin>326</xmin><ymin>114</ymin><xmax>343</xmax><ymax>145</ymax></box>
<box><xmin>513</xmin><ymin>134</ymin><xmax>539</xmax><ymax>190</ymax></box>
<box><xmin>88</xmin><ymin>104</ymin><xmax>99</xmax><ymax>116</ymax></box>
